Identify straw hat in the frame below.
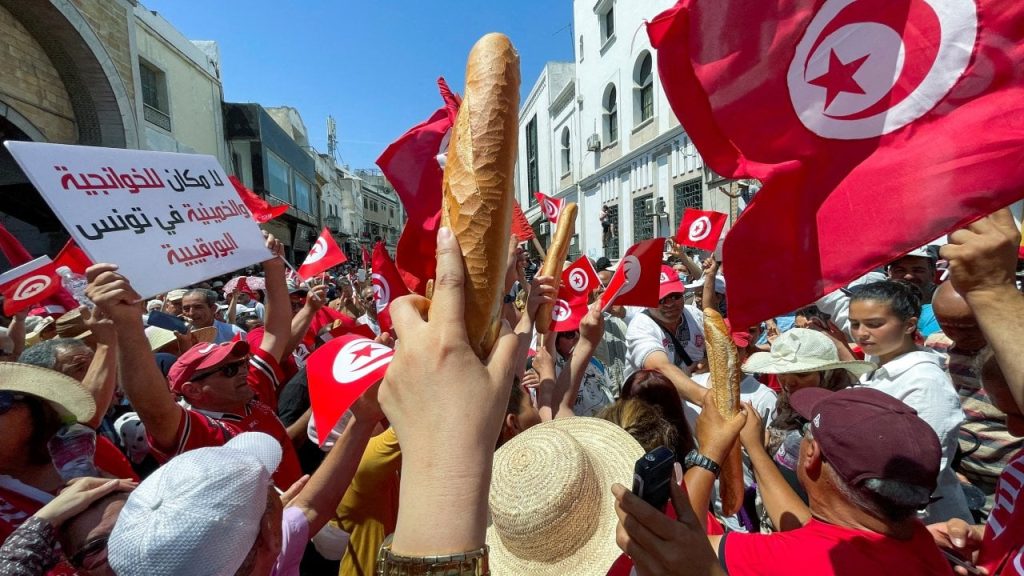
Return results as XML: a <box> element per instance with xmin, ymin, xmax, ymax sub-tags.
<box><xmin>55</xmin><ymin>308</ymin><xmax>92</xmax><ymax>341</ymax></box>
<box><xmin>24</xmin><ymin>316</ymin><xmax>56</xmax><ymax>347</ymax></box>
<box><xmin>742</xmin><ymin>328</ymin><xmax>875</xmax><ymax>376</ymax></box>
<box><xmin>144</xmin><ymin>326</ymin><xmax>178</xmax><ymax>353</ymax></box>
<box><xmin>0</xmin><ymin>363</ymin><xmax>96</xmax><ymax>423</ymax></box>
<box><xmin>190</xmin><ymin>326</ymin><xmax>217</xmax><ymax>344</ymax></box>
<box><xmin>487</xmin><ymin>417</ymin><xmax>643</xmax><ymax>576</ymax></box>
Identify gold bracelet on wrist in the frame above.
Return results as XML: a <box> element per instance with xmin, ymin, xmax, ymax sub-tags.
<box><xmin>376</xmin><ymin>537</ymin><xmax>489</xmax><ymax>576</ymax></box>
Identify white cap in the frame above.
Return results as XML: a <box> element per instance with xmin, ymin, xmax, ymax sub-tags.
<box><xmin>684</xmin><ymin>275</ymin><xmax>726</xmax><ymax>294</ymax></box>
<box><xmin>898</xmin><ymin>246</ymin><xmax>935</xmax><ymax>261</ymax></box>
<box><xmin>108</xmin><ymin>432</ymin><xmax>282</xmax><ymax>576</ymax></box>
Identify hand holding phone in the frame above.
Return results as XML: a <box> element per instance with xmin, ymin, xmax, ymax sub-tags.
<box><xmin>632</xmin><ymin>446</ymin><xmax>675</xmax><ymax>511</ymax></box>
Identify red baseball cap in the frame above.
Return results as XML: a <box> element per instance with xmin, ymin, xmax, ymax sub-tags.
<box><xmin>723</xmin><ymin>319</ymin><xmax>752</xmax><ymax>348</ymax></box>
<box><xmin>167</xmin><ymin>340</ymin><xmax>249</xmax><ymax>393</ymax></box>
<box><xmin>791</xmin><ymin>387</ymin><xmax>940</xmax><ymax>498</ymax></box>
<box><xmin>658</xmin><ymin>265</ymin><xmax>685</xmax><ymax>301</ymax></box>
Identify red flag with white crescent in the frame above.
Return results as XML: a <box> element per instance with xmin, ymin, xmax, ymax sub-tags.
<box><xmin>0</xmin><ymin>257</ymin><xmax>62</xmax><ymax>315</ymax></box>
<box><xmin>550</xmin><ymin>284</ymin><xmax>590</xmax><ymax>333</ymax></box>
<box><xmin>561</xmin><ymin>256</ymin><xmax>602</xmax><ymax>299</ymax></box>
<box><xmin>599</xmin><ymin>239</ymin><xmax>664</xmax><ymax>311</ymax></box>
<box><xmin>648</xmin><ymin>0</ymin><xmax>1024</xmax><ymax>329</ymax></box>
<box><xmin>534</xmin><ymin>192</ymin><xmax>565</xmax><ymax>225</ymax></box>
<box><xmin>371</xmin><ymin>242</ymin><xmax>409</xmax><ymax>334</ymax></box>
<box><xmin>676</xmin><ymin>209</ymin><xmax>727</xmax><ymax>251</ymax></box>
<box><xmin>306</xmin><ymin>335</ymin><xmax>393</xmax><ymax>446</ymax></box>
<box><xmin>297</xmin><ymin>228</ymin><xmax>347</xmax><ymax>280</ymax></box>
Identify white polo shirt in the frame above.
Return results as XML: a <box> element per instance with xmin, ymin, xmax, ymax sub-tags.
<box><xmin>625</xmin><ymin>306</ymin><xmax>705</xmax><ymax>379</ymax></box>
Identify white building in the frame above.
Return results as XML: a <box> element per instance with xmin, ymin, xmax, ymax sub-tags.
<box><xmin>518</xmin><ymin>0</ymin><xmax>751</xmax><ymax>262</ymax></box>
<box><xmin>133</xmin><ymin>6</ymin><xmax>229</xmax><ymax>168</ymax></box>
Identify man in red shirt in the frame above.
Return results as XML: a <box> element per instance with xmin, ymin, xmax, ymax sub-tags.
<box><xmin>613</xmin><ymin>386</ymin><xmax>954</xmax><ymax>575</ymax></box>
<box><xmin>86</xmin><ymin>233</ymin><xmax>302</xmax><ymax>489</ymax></box>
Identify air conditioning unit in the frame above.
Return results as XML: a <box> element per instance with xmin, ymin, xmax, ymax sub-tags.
<box><xmin>539</xmin><ymin>222</ymin><xmax>550</xmax><ymax>235</ymax></box>
<box><xmin>644</xmin><ymin>198</ymin><xmax>654</xmax><ymax>214</ymax></box>
<box><xmin>586</xmin><ymin>133</ymin><xmax>601</xmax><ymax>151</ymax></box>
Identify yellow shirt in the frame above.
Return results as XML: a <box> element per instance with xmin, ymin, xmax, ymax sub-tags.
<box><xmin>336</xmin><ymin>427</ymin><xmax>401</xmax><ymax>576</ymax></box>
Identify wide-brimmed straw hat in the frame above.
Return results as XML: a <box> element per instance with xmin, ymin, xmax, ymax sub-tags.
<box><xmin>190</xmin><ymin>326</ymin><xmax>217</xmax><ymax>344</ymax></box>
<box><xmin>144</xmin><ymin>326</ymin><xmax>178</xmax><ymax>353</ymax></box>
<box><xmin>55</xmin><ymin>308</ymin><xmax>92</xmax><ymax>341</ymax></box>
<box><xmin>487</xmin><ymin>417</ymin><xmax>643</xmax><ymax>576</ymax></box>
<box><xmin>24</xmin><ymin>316</ymin><xmax>55</xmax><ymax>347</ymax></box>
<box><xmin>742</xmin><ymin>328</ymin><xmax>875</xmax><ymax>376</ymax></box>
<box><xmin>0</xmin><ymin>362</ymin><xmax>96</xmax><ymax>423</ymax></box>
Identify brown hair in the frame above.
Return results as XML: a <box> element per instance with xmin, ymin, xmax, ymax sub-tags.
<box><xmin>621</xmin><ymin>370</ymin><xmax>696</xmax><ymax>458</ymax></box>
<box><xmin>599</xmin><ymin>398</ymin><xmax>679</xmax><ymax>455</ymax></box>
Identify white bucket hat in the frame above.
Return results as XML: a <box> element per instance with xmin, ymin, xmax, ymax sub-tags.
<box><xmin>108</xmin><ymin>432</ymin><xmax>282</xmax><ymax>576</ymax></box>
<box><xmin>487</xmin><ymin>417</ymin><xmax>643</xmax><ymax>576</ymax></box>
<box><xmin>742</xmin><ymin>328</ymin><xmax>875</xmax><ymax>376</ymax></box>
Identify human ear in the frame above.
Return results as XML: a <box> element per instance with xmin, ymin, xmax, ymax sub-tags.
<box><xmin>904</xmin><ymin>317</ymin><xmax>919</xmax><ymax>336</ymax></box>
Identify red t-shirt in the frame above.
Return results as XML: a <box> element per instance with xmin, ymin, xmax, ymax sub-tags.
<box><xmin>148</xmin><ymin>349</ymin><xmax>302</xmax><ymax>489</ymax></box>
<box><xmin>606</xmin><ymin>497</ymin><xmax>723</xmax><ymax>576</ymax></box>
<box><xmin>978</xmin><ymin>449</ymin><xmax>1024</xmax><ymax>574</ymax></box>
<box><xmin>722</xmin><ymin>518</ymin><xmax>953</xmax><ymax>576</ymax></box>
<box><xmin>94</xmin><ymin>435</ymin><xmax>139</xmax><ymax>482</ymax></box>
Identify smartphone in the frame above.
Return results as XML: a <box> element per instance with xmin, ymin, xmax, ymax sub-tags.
<box><xmin>941</xmin><ymin>551</ymin><xmax>984</xmax><ymax>575</ymax></box>
<box><xmin>632</xmin><ymin>446</ymin><xmax>675</xmax><ymax>510</ymax></box>
<box><xmin>147</xmin><ymin>309</ymin><xmax>189</xmax><ymax>334</ymax></box>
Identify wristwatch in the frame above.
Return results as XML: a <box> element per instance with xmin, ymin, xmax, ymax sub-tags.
<box><xmin>684</xmin><ymin>449</ymin><xmax>722</xmax><ymax>478</ymax></box>
<box><xmin>376</xmin><ymin>537</ymin><xmax>489</xmax><ymax>576</ymax></box>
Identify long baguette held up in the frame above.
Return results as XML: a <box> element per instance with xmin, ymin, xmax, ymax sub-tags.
<box><xmin>703</xmin><ymin>307</ymin><xmax>744</xmax><ymax>516</ymax></box>
<box><xmin>535</xmin><ymin>202</ymin><xmax>578</xmax><ymax>334</ymax></box>
<box><xmin>439</xmin><ymin>33</ymin><xmax>520</xmax><ymax>360</ymax></box>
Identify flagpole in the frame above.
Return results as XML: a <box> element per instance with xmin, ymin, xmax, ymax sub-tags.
<box><xmin>280</xmin><ymin>256</ymin><xmax>303</xmax><ymax>280</ymax></box>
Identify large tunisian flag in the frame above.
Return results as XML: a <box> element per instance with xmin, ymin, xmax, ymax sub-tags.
<box><xmin>377</xmin><ymin>78</ymin><xmax>461</xmax><ymax>295</ymax></box>
<box><xmin>648</xmin><ymin>0</ymin><xmax>1024</xmax><ymax>329</ymax></box>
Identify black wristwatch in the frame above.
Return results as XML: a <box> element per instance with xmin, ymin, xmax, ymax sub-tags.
<box><xmin>684</xmin><ymin>449</ymin><xmax>722</xmax><ymax>477</ymax></box>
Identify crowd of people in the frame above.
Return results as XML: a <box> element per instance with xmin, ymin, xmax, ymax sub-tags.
<box><xmin>1</xmin><ymin>207</ymin><xmax>1023</xmax><ymax>575</ymax></box>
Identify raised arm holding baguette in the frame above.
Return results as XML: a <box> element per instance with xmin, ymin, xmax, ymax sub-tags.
<box><xmin>704</xmin><ymin>308</ymin><xmax>746</xmax><ymax>516</ymax></box>
<box><xmin>438</xmin><ymin>33</ymin><xmax>520</xmax><ymax>359</ymax></box>
<box><xmin>378</xmin><ymin>33</ymin><xmax>522</xmax><ymax>572</ymax></box>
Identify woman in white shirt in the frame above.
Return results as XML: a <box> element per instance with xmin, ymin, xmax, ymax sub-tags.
<box><xmin>849</xmin><ymin>280</ymin><xmax>971</xmax><ymax>523</ymax></box>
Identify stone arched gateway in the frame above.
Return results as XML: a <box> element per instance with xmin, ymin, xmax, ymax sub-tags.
<box><xmin>0</xmin><ymin>0</ymin><xmax>138</xmax><ymax>255</ymax></box>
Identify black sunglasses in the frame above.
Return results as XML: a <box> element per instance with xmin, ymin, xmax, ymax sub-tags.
<box><xmin>0</xmin><ymin>391</ymin><xmax>26</xmax><ymax>415</ymax></box>
<box><xmin>69</xmin><ymin>535</ymin><xmax>109</xmax><ymax>569</ymax></box>
<box><xmin>660</xmin><ymin>292</ymin><xmax>684</xmax><ymax>304</ymax></box>
<box><xmin>191</xmin><ymin>359</ymin><xmax>247</xmax><ymax>382</ymax></box>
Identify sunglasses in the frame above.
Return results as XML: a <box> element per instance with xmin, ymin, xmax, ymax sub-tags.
<box><xmin>69</xmin><ymin>535</ymin><xmax>109</xmax><ymax>569</ymax></box>
<box><xmin>557</xmin><ymin>331</ymin><xmax>580</xmax><ymax>340</ymax></box>
<box><xmin>0</xmin><ymin>391</ymin><xmax>26</xmax><ymax>415</ymax></box>
<box><xmin>660</xmin><ymin>293</ymin><xmax>684</xmax><ymax>304</ymax></box>
<box><xmin>191</xmin><ymin>359</ymin><xmax>247</xmax><ymax>382</ymax></box>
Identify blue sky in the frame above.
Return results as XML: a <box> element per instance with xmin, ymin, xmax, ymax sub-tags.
<box><xmin>143</xmin><ymin>1</ymin><xmax>574</xmax><ymax>169</ymax></box>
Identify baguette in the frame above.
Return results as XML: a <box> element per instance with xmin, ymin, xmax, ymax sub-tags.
<box><xmin>703</xmin><ymin>308</ymin><xmax>744</xmax><ymax>516</ymax></box>
<box><xmin>535</xmin><ymin>202</ymin><xmax>578</xmax><ymax>334</ymax></box>
<box><xmin>440</xmin><ymin>33</ymin><xmax>520</xmax><ymax>359</ymax></box>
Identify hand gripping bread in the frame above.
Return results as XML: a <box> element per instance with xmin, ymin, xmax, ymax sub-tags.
<box><xmin>440</xmin><ymin>33</ymin><xmax>520</xmax><ymax>359</ymax></box>
<box><xmin>535</xmin><ymin>202</ymin><xmax>578</xmax><ymax>334</ymax></box>
<box><xmin>703</xmin><ymin>308</ymin><xmax>744</xmax><ymax>516</ymax></box>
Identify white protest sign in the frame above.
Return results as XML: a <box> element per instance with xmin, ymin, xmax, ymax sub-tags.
<box><xmin>5</xmin><ymin>141</ymin><xmax>272</xmax><ymax>298</ymax></box>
